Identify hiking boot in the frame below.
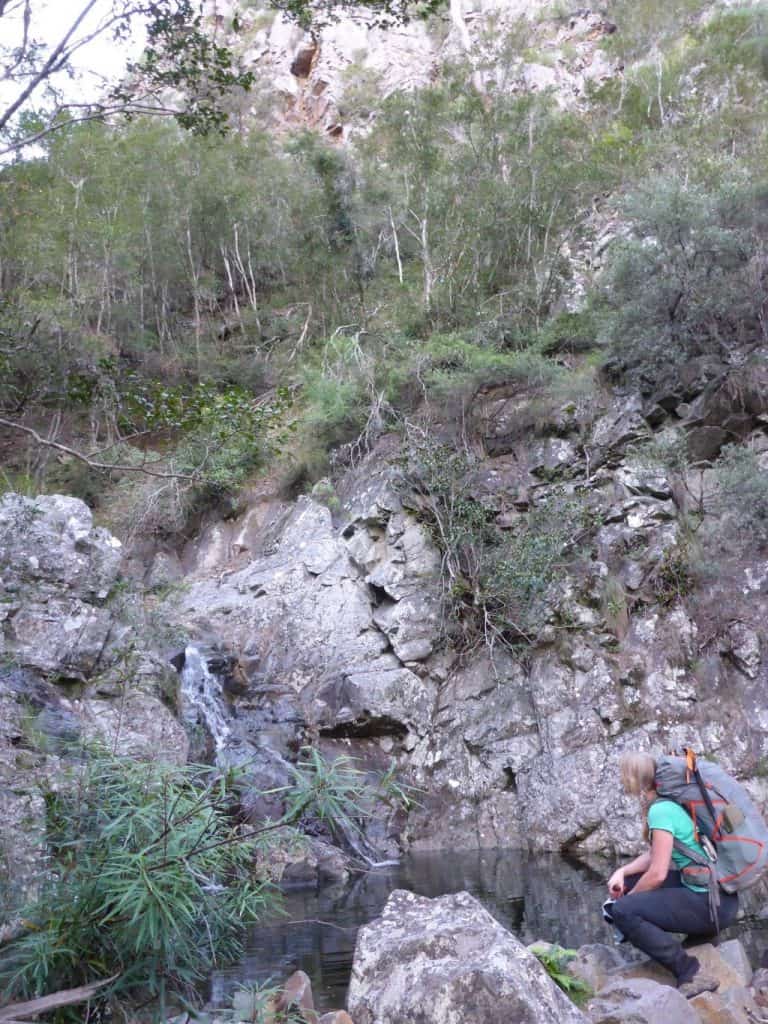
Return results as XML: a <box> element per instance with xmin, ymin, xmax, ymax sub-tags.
<box><xmin>678</xmin><ymin>968</ymin><xmax>720</xmax><ymax>999</ymax></box>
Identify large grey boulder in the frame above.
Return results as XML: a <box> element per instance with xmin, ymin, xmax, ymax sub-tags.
<box><xmin>587</xmin><ymin>977</ymin><xmax>699</xmax><ymax>1024</ymax></box>
<box><xmin>0</xmin><ymin>493</ymin><xmax>122</xmax><ymax>677</ymax></box>
<box><xmin>347</xmin><ymin>889</ymin><xmax>588</xmax><ymax>1024</ymax></box>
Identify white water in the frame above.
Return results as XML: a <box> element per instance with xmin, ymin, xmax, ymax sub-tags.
<box><xmin>179</xmin><ymin>644</ymin><xmax>232</xmax><ymax>757</ymax></box>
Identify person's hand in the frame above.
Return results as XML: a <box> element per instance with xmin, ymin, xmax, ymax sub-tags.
<box><xmin>607</xmin><ymin>868</ymin><xmax>625</xmax><ymax>897</ymax></box>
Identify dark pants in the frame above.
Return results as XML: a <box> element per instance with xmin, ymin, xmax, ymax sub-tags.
<box><xmin>611</xmin><ymin>871</ymin><xmax>739</xmax><ymax>980</ymax></box>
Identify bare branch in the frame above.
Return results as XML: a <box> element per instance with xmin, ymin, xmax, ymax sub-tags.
<box><xmin>0</xmin><ymin>417</ymin><xmax>198</xmax><ymax>480</ymax></box>
<box><xmin>0</xmin><ymin>100</ymin><xmax>180</xmax><ymax>157</ymax></box>
<box><xmin>0</xmin><ymin>0</ymin><xmax>26</xmax><ymax>20</ymax></box>
<box><xmin>0</xmin><ymin>974</ymin><xmax>119</xmax><ymax>1021</ymax></box>
<box><xmin>0</xmin><ymin>0</ymin><xmax>102</xmax><ymax>137</ymax></box>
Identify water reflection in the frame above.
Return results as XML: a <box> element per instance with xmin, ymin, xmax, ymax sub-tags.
<box><xmin>211</xmin><ymin>848</ymin><xmax>613</xmax><ymax>1011</ymax></box>
<box><xmin>211</xmin><ymin>847</ymin><xmax>768</xmax><ymax>1013</ymax></box>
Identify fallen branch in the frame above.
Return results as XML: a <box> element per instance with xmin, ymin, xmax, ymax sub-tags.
<box><xmin>0</xmin><ymin>974</ymin><xmax>119</xmax><ymax>1021</ymax></box>
<box><xmin>0</xmin><ymin>418</ymin><xmax>198</xmax><ymax>481</ymax></box>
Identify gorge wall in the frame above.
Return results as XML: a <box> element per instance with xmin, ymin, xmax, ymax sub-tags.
<box><xmin>4</xmin><ymin>349</ymin><xmax>768</xmax><ymax>888</ymax></box>
<box><xmin>206</xmin><ymin>0</ymin><xmax>619</xmax><ymax>138</ymax></box>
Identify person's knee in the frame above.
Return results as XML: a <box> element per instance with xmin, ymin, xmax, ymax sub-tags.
<box><xmin>611</xmin><ymin>898</ymin><xmax>632</xmax><ymax>929</ymax></box>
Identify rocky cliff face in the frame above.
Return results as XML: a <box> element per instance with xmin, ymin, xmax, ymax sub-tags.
<box><xmin>206</xmin><ymin>0</ymin><xmax>618</xmax><ymax>139</ymax></box>
<box><xmin>0</xmin><ymin>495</ymin><xmax>187</xmax><ymax>895</ymax></box>
<box><xmin>3</xmin><ymin>3</ymin><xmax>768</xmax><ymax>890</ymax></box>
<box><xmin>4</xmin><ymin>352</ymin><xmax>768</xmax><ymax>878</ymax></box>
<box><xmin>157</xmin><ymin>349</ymin><xmax>768</xmax><ymax>859</ymax></box>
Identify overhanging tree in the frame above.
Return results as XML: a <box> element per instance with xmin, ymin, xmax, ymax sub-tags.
<box><xmin>0</xmin><ymin>0</ymin><xmax>257</xmax><ymax>158</ymax></box>
<box><xmin>0</xmin><ymin>0</ymin><xmax>447</xmax><ymax>159</ymax></box>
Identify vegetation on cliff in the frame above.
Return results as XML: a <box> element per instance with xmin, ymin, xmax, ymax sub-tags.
<box><xmin>1</xmin><ymin>4</ymin><xmax>768</xmax><ymax>608</ymax></box>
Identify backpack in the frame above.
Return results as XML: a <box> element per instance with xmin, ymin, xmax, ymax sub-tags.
<box><xmin>655</xmin><ymin>747</ymin><xmax>768</xmax><ymax>895</ymax></box>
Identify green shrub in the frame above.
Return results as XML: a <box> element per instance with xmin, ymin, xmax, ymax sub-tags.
<box><xmin>650</xmin><ymin>541</ymin><xmax>697</xmax><ymax>606</ymax></box>
<box><xmin>713</xmin><ymin>444</ymin><xmax>768</xmax><ymax>544</ymax></box>
<box><xmin>599</xmin><ymin>175</ymin><xmax>768</xmax><ymax>389</ymax></box>
<box><xmin>0</xmin><ymin>747</ymin><xmax>399</xmax><ymax>1019</ymax></box>
<box><xmin>530</xmin><ymin>943</ymin><xmax>592</xmax><ymax>1007</ymax></box>
<box><xmin>399</xmin><ymin>430</ymin><xmax>593</xmax><ymax>647</ymax></box>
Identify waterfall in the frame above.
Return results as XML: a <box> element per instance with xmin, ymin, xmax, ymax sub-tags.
<box><xmin>179</xmin><ymin>644</ymin><xmax>232</xmax><ymax>757</ymax></box>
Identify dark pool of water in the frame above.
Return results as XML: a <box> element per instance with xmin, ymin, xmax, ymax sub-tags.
<box><xmin>210</xmin><ymin>847</ymin><xmax>768</xmax><ymax>1013</ymax></box>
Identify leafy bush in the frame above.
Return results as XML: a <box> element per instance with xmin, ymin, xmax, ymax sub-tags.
<box><xmin>530</xmin><ymin>943</ymin><xmax>592</xmax><ymax>1007</ymax></box>
<box><xmin>713</xmin><ymin>444</ymin><xmax>768</xmax><ymax>545</ymax></box>
<box><xmin>400</xmin><ymin>429</ymin><xmax>593</xmax><ymax>648</ymax></box>
<box><xmin>599</xmin><ymin>176</ymin><xmax>768</xmax><ymax>389</ymax></box>
<box><xmin>100</xmin><ymin>385</ymin><xmax>290</xmax><ymax>537</ymax></box>
<box><xmin>0</xmin><ymin>747</ymin><xmax>397</xmax><ymax>1018</ymax></box>
<box><xmin>649</xmin><ymin>541</ymin><xmax>697</xmax><ymax>606</ymax></box>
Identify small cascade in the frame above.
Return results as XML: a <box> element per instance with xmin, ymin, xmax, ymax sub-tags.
<box><xmin>179</xmin><ymin>644</ymin><xmax>232</xmax><ymax>758</ymax></box>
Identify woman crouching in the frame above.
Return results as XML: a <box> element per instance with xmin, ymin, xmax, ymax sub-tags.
<box><xmin>607</xmin><ymin>752</ymin><xmax>739</xmax><ymax>998</ymax></box>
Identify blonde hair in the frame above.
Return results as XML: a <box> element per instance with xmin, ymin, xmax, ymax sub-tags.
<box><xmin>619</xmin><ymin>752</ymin><xmax>657</xmax><ymax>796</ymax></box>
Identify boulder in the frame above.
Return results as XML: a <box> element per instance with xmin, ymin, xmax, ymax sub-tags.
<box><xmin>590</xmin><ymin>396</ymin><xmax>650</xmax><ymax>464</ymax></box>
<box><xmin>275</xmin><ymin>970</ymin><xmax>316</xmax><ymax>1017</ymax></box>
<box><xmin>752</xmin><ymin>966</ymin><xmax>768</xmax><ymax>1007</ymax></box>
<box><xmin>716</xmin><ymin>939</ymin><xmax>753</xmax><ymax>987</ymax></box>
<box><xmin>146</xmin><ymin>550</ymin><xmax>185</xmax><ymax>590</ymax></box>
<box><xmin>81</xmin><ymin>688</ymin><xmax>189</xmax><ymax>764</ymax></box>
<box><xmin>277</xmin><ymin>838</ymin><xmax>351</xmax><ymax>887</ymax></box>
<box><xmin>690</xmin><ymin>985</ymin><xmax>761</xmax><ymax>1024</ymax></box>
<box><xmin>569</xmin><ymin>943</ymin><xmax>629</xmax><ymax>992</ymax></box>
<box><xmin>609</xmin><ymin>942</ymin><xmax>745</xmax><ymax>996</ymax></box>
<box><xmin>0</xmin><ymin>494</ymin><xmax>123</xmax><ymax>679</ymax></box>
<box><xmin>587</xmin><ymin>976</ymin><xmax>699</xmax><ymax>1024</ymax></box>
<box><xmin>347</xmin><ymin>889</ymin><xmax>588</xmax><ymax>1024</ymax></box>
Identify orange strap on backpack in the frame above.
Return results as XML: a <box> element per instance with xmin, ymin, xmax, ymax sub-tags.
<box><xmin>685</xmin><ymin>747</ymin><xmax>696</xmax><ymax>782</ymax></box>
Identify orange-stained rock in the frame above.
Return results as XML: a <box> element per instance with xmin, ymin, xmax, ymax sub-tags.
<box><xmin>275</xmin><ymin>970</ymin><xmax>318</xmax><ymax>1023</ymax></box>
<box><xmin>609</xmin><ymin>941</ymin><xmax>744</xmax><ymax>996</ymax></box>
<box><xmin>691</xmin><ymin>984</ymin><xmax>760</xmax><ymax>1024</ymax></box>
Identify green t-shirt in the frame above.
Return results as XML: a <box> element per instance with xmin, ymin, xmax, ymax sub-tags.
<box><xmin>647</xmin><ymin>799</ymin><xmax>708</xmax><ymax>893</ymax></box>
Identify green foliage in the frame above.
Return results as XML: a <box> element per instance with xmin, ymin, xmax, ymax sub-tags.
<box><xmin>6</xmin><ymin>0</ymin><xmax>768</xmax><ymax>504</ymax></box>
<box><xmin>269</xmin><ymin>0</ymin><xmax>446</xmax><ymax>31</ymax></box>
<box><xmin>713</xmin><ymin>444</ymin><xmax>768</xmax><ymax>545</ymax></box>
<box><xmin>400</xmin><ymin>430</ymin><xmax>594</xmax><ymax>647</ymax></box>
<box><xmin>650</xmin><ymin>542</ymin><xmax>697</xmax><ymax>606</ymax></box>
<box><xmin>484</xmin><ymin>492</ymin><xmax>594</xmax><ymax>639</ymax></box>
<box><xmin>119</xmin><ymin>2</ymin><xmax>256</xmax><ymax>136</ymax></box>
<box><xmin>420</xmin><ymin>333</ymin><xmax>559</xmax><ymax>397</ymax></box>
<box><xmin>227</xmin><ymin>980</ymin><xmax>306</xmax><ymax>1023</ymax></box>
<box><xmin>285</xmin><ymin>747</ymin><xmax>414</xmax><ymax>837</ymax></box>
<box><xmin>599</xmin><ymin>175</ymin><xmax>768</xmax><ymax>388</ymax></box>
<box><xmin>602</xmin><ymin>575</ymin><xmax>629</xmax><ymax>637</ymax></box>
<box><xmin>0</xmin><ymin>754</ymin><xmax>273</xmax><ymax>1012</ymax></box>
<box><xmin>598</xmin><ymin>0</ymin><xmax>710</xmax><ymax>64</ymax></box>
<box><xmin>0</xmin><ymin>1</ymin><xmax>256</xmax><ymax>158</ymax></box>
<box><xmin>537</xmin><ymin>310</ymin><xmax>598</xmax><ymax>356</ymax></box>
<box><xmin>0</xmin><ymin>746</ymin><xmax>401</xmax><ymax>1018</ymax></box>
<box><xmin>362</xmin><ymin>80</ymin><xmax>613</xmax><ymax>334</ymax></box>
<box><xmin>530</xmin><ymin>943</ymin><xmax>592</xmax><ymax>1007</ymax></box>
